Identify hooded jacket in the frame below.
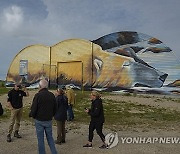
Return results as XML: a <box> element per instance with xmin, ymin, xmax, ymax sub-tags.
<box><xmin>88</xmin><ymin>98</ymin><xmax>105</xmax><ymax>123</ymax></box>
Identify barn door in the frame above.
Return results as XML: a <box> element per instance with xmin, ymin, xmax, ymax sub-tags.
<box><xmin>57</xmin><ymin>61</ymin><xmax>83</xmax><ymax>89</ymax></box>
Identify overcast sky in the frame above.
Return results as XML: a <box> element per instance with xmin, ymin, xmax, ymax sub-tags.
<box><xmin>0</xmin><ymin>0</ymin><xmax>180</xmax><ymax>80</ymax></box>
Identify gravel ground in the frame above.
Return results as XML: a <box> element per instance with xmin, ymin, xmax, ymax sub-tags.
<box><xmin>0</xmin><ymin>90</ymin><xmax>180</xmax><ymax>154</ymax></box>
<box><xmin>0</xmin><ymin>120</ymin><xmax>180</xmax><ymax>154</ymax></box>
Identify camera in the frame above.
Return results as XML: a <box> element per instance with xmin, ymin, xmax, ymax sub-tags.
<box><xmin>17</xmin><ymin>85</ymin><xmax>22</xmax><ymax>89</ymax></box>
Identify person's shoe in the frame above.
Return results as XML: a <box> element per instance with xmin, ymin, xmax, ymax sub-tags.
<box><xmin>61</xmin><ymin>140</ymin><xmax>66</xmax><ymax>143</ymax></box>
<box><xmin>55</xmin><ymin>140</ymin><xmax>62</xmax><ymax>145</ymax></box>
<box><xmin>83</xmin><ymin>144</ymin><xmax>92</xmax><ymax>148</ymax></box>
<box><xmin>99</xmin><ymin>144</ymin><xmax>108</xmax><ymax>149</ymax></box>
<box><xmin>14</xmin><ymin>131</ymin><xmax>22</xmax><ymax>138</ymax></box>
<box><xmin>7</xmin><ymin>134</ymin><xmax>11</xmax><ymax>142</ymax></box>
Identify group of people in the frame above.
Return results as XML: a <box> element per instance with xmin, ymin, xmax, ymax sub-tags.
<box><xmin>5</xmin><ymin>79</ymin><xmax>107</xmax><ymax>154</ymax></box>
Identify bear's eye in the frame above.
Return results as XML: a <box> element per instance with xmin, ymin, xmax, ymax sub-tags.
<box><xmin>122</xmin><ymin>61</ymin><xmax>131</xmax><ymax>67</ymax></box>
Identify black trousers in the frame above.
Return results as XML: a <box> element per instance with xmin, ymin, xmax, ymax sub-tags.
<box><xmin>88</xmin><ymin>121</ymin><xmax>105</xmax><ymax>142</ymax></box>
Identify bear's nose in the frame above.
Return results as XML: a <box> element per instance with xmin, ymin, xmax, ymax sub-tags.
<box><xmin>159</xmin><ymin>74</ymin><xmax>168</xmax><ymax>82</ymax></box>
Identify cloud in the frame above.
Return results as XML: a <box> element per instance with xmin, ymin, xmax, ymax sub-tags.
<box><xmin>0</xmin><ymin>0</ymin><xmax>179</xmax><ymax>80</ymax></box>
<box><xmin>1</xmin><ymin>5</ymin><xmax>23</xmax><ymax>32</ymax></box>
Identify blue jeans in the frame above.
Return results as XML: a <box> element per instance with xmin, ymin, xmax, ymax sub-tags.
<box><xmin>35</xmin><ymin>120</ymin><xmax>57</xmax><ymax>154</ymax></box>
<box><xmin>67</xmin><ymin>105</ymin><xmax>74</xmax><ymax>121</ymax></box>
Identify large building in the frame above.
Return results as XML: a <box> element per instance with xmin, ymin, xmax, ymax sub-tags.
<box><xmin>6</xmin><ymin>31</ymin><xmax>180</xmax><ymax>94</ymax></box>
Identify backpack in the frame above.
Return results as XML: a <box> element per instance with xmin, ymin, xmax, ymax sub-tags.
<box><xmin>0</xmin><ymin>102</ymin><xmax>4</xmax><ymax>116</ymax></box>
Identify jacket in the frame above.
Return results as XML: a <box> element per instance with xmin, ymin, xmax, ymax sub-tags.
<box><xmin>66</xmin><ymin>89</ymin><xmax>76</xmax><ymax>105</ymax></box>
<box><xmin>54</xmin><ymin>95</ymin><xmax>68</xmax><ymax>121</ymax></box>
<box><xmin>7</xmin><ymin>88</ymin><xmax>27</xmax><ymax>109</ymax></box>
<box><xmin>29</xmin><ymin>88</ymin><xmax>56</xmax><ymax>121</ymax></box>
<box><xmin>88</xmin><ymin>98</ymin><xmax>105</xmax><ymax>123</ymax></box>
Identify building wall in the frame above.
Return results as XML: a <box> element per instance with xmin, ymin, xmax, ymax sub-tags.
<box><xmin>6</xmin><ymin>45</ymin><xmax>50</xmax><ymax>84</ymax></box>
<box><xmin>6</xmin><ymin>32</ymin><xmax>179</xmax><ymax>94</ymax></box>
<box><xmin>50</xmin><ymin>39</ymin><xmax>93</xmax><ymax>87</ymax></box>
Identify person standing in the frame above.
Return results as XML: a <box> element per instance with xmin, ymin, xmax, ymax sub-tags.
<box><xmin>0</xmin><ymin>102</ymin><xmax>3</xmax><ymax>116</ymax></box>
<box><xmin>54</xmin><ymin>88</ymin><xmax>68</xmax><ymax>144</ymax></box>
<box><xmin>29</xmin><ymin>79</ymin><xmax>57</xmax><ymax>154</ymax></box>
<box><xmin>7</xmin><ymin>84</ymin><xmax>29</xmax><ymax>142</ymax></box>
<box><xmin>83</xmin><ymin>91</ymin><xmax>107</xmax><ymax>149</ymax></box>
<box><xmin>65</xmin><ymin>85</ymin><xmax>76</xmax><ymax>121</ymax></box>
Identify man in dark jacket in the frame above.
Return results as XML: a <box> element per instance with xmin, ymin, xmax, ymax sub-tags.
<box><xmin>83</xmin><ymin>91</ymin><xmax>107</xmax><ymax>149</ymax></box>
<box><xmin>7</xmin><ymin>84</ymin><xmax>29</xmax><ymax>142</ymax></box>
<box><xmin>54</xmin><ymin>88</ymin><xmax>68</xmax><ymax>144</ymax></box>
<box><xmin>29</xmin><ymin>79</ymin><xmax>57</xmax><ymax>154</ymax></box>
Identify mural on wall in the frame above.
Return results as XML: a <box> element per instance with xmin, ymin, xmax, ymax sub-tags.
<box><xmin>6</xmin><ymin>31</ymin><xmax>180</xmax><ymax>94</ymax></box>
<box><xmin>6</xmin><ymin>44</ymin><xmax>51</xmax><ymax>88</ymax></box>
<box><xmin>92</xmin><ymin>31</ymin><xmax>180</xmax><ymax>94</ymax></box>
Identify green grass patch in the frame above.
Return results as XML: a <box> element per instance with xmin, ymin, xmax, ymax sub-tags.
<box><xmin>1</xmin><ymin>90</ymin><xmax>180</xmax><ymax>131</ymax></box>
<box><xmin>164</xmin><ymin>97</ymin><xmax>180</xmax><ymax>103</ymax></box>
<box><xmin>0</xmin><ymin>108</ymin><xmax>11</xmax><ymax>122</ymax></box>
<box><xmin>0</xmin><ymin>80</ymin><xmax>5</xmax><ymax>87</ymax></box>
<box><xmin>103</xmin><ymin>99</ymin><xmax>180</xmax><ymax>130</ymax></box>
<box><xmin>72</xmin><ymin>91</ymin><xmax>180</xmax><ymax>130</ymax></box>
<box><xmin>0</xmin><ymin>87</ymin><xmax>9</xmax><ymax>95</ymax></box>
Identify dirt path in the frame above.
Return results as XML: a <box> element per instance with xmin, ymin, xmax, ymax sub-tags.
<box><xmin>0</xmin><ymin>91</ymin><xmax>180</xmax><ymax>154</ymax></box>
<box><xmin>103</xmin><ymin>94</ymin><xmax>180</xmax><ymax>111</ymax></box>
<box><xmin>0</xmin><ymin>120</ymin><xmax>180</xmax><ymax>154</ymax></box>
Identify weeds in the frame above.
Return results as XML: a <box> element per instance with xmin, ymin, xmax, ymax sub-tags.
<box><xmin>1</xmin><ymin>90</ymin><xmax>180</xmax><ymax>131</ymax></box>
<box><xmin>0</xmin><ymin>87</ymin><xmax>9</xmax><ymax>96</ymax></box>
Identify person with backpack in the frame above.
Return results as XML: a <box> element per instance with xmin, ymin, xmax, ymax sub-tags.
<box><xmin>65</xmin><ymin>85</ymin><xmax>76</xmax><ymax>121</ymax></box>
<box><xmin>54</xmin><ymin>88</ymin><xmax>68</xmax><ymax>144</ymax></box>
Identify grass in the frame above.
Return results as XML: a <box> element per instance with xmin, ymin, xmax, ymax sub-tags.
<box><xmin>102</xmin><ymin>100</ymin><xmax>180</xmax><ymax>130</ymax></box>
<box><xmin>121</xmin><ymin>92</ymin><xmax>180</xmax><ymax>103</ymax></box>
<box><xmin>0</xmin><ymin>80</ymin><xmax>5</xmax><ymax>87</ymax></box>
<box><xmin>0</xmin><ymin>109</ymin><xmax>11</xmax><ymax>122</ymax></box>
<box><xmin>1</xmin><ymin>90</ymin><xmax>180</xmax><ymax>131</ymax></box>
<box><xmin>69</xmin><ymin>91</ymin><xmax>180</xmax><ymax>130</ymax></box>
<box><xmin>154</xmin><ymin>97</ymin><xmax>180</xmax><ymax>103</ymax></box>
<box><xmin>0</xmin><ymin>87</ymin><xmax>9</xmax><ymax>96</ymax></box>
<box><xmin>165</xmin><ymin>97</ymin><xmax>180</xmax><ymax>103</ymax></box>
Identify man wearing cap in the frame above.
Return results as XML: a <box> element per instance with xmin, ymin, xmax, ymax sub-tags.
<box><xmin>7</xmin><ymin>83</ymin><xmax>29</xmax><ymax>142</ymax></box>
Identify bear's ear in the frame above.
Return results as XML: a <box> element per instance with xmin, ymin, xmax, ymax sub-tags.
<box><xmin>94</xmin><ymin>58</ymin><xmax>103</xmax><ymax>77</ymax></box>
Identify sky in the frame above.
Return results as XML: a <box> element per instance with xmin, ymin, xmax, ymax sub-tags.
<box><xmin>0</xmin><ymin>0</ymin><xmax>180</xmax><ymax>80</ymax></box>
